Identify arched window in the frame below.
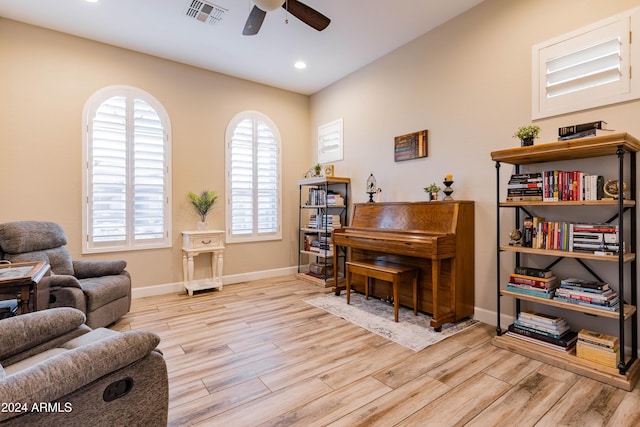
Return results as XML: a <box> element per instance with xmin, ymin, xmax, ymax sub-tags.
<box><xmin>225</xmin><ymin>111</ymin><xmax>281</xmax><ymax>243</ymax></box>
<box><xmin>82</xmin><ymin>86</ymin><xmax>171</xmax><ymax>253</ymax></box>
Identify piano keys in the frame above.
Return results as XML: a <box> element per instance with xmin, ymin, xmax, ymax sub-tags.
<box><xmin>332</xmin><ymin>201</ymin><xmax>474</xmax><ymax>330</ymax></box>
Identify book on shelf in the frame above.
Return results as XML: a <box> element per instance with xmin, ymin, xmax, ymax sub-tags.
<box><xmin>505</xmin><ymin>284</ymin><xmax>554</xmax><ymax>299</ymax></box>
<box><xmin>505</xmin><ymin>330</ymin><xmax>575</xmax><ymax>352</ymax></box>
<box><xmin>558</xmin><ymin>120</ymin><xmax>608</xmax><ymax>138</ymax></box>
<box><xmin>560</xmin><ymin>278</ymin><xmax>610</xmax><ymax>293</ymax></box>
<box><xmin>513</xmin><ymin>266</ymin><xmax>553</xmax><ymax>278</ymax></box>
<box><xmin>558</xmin><ymin>128</ymin><xmax>615</xmax><ymax>141</ymax></box>
<box><xmin>522</xmin><ymin>217</ymin><xmax>533</xmax><ymax>247</ymax></box>
<box><xmin>578</xmin><ymin>329</ymin><xmax>619</xmax><ymax>349</ymax></box>
<box><xmin>508</xmin><ymin>323</ymin><xmax>577</xmax><ymax>348</ymax></box>
<box><xmin>514</xmin><ymin>318</ymin><xmax>569</xmax><ymax>337</ymax></box>
<box><xmin>509</xmin><ymin>274</ymin><xmax>557</xmax><ymax>289</ymax></box>
<box><xmin>553</xmin><ymin>296</ymin><xmax>619</xmax><ymax>311</ymax></box>
<box><xmin>576</xmin><ymin>342</ymin><xmax>620</xmax><ymax>368</ymax></box>
<box><xmin>519</xmin><ymin>310</ymin><xmax>565</xmax><ymax>326</ymax></box>
<box><xmin>555</xmin><ymin>288</ymin><xmax>618</xmax><ymax>304</ymax></box>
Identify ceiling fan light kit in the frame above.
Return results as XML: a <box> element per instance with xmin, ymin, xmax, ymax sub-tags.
<box><xmin>254</xmin><ymin>0</ymin><xmax>284</xmax><ymax>12</ymax></box>
<box><xmin>243</xmin><ymin>0</ymin><xmax>330</xmax><ymax>36</ymax></box>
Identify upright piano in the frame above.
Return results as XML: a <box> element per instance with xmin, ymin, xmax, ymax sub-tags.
<box><xmin>332</xmin><ymin>201</ymin><xmax>474</xmax><ymax>329</ymax></box>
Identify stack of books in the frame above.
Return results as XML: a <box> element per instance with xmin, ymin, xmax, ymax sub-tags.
<box><xmin>576</xmin><ymin>329</ymin><xmax>619</xmax><ymax>368</ymax></box>
<box><xmin>326</xmin><ymin>192</ymin><xmax>344</xmax><ymax>206</ymax></box>
<box><xmin>308</xmin><ymin>214</ymin><xmax>342</xmax><ymax>230</ymax></box>
<box><xmin>569</xmin><ymin>223</ymin><xmax>620</xmax><ymax>255</ymax></box>
<box><xmin>558</xmin><ymin>120</ymin><xmax>614</xmax><ymax>141</ymax></box>
<box><xmin>506</xmin><ymin>310</ymin><xmax>577</xmax><ymax>352</ymax></box>
<box><xmin>506</xmin><ymin>271</ymin><xmax>558</xmax><ymax>299</ymax></box>
<box><xmin>506</xmin><ymin>173</ymin><xmax>542</xmax><ymax>202</ymax></box>
<box><xmin>554</xmin><ymin>278</ymin><xmax>619</xmax><ymax>312</ymax></box>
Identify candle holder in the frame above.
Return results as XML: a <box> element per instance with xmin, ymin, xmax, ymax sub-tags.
<box><xmin>443</xmin><ymin>180</ymin><xmax>454</xmax><ymax>200</ymax></box>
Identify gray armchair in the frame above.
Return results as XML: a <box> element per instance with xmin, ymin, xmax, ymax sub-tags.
<box><xmin>0</xmin><ymin>307</ymin><xmax>168</xmax><ymax>426</ymax></box>
<box><xmin>0</xmin><ymin>221</ymin><xmax>131</xmax><ymax>328</ymax></box>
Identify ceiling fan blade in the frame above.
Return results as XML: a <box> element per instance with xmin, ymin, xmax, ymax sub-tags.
<box><xmin>243</xmin><ymin>5</ymin><xmax>267</xmax><ymax>35</ymax></box>
<box><xmin>283</xmin><ymin>0</ymin><xmax>330</xmax><ymax>31</ymax></box>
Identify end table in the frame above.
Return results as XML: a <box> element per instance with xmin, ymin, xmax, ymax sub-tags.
<box><xmin>181</xmin><ymin>230</ymin><xmax>225</xmax><ymax>296</ymax></box>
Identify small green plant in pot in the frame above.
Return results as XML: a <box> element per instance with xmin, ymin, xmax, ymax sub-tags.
<box><xmin>314</xmin><ymin>163</ymin><xmax>322</xmax><ymax>176</ymax></box>
<box><xmin>514</xmin><ymin>125</ymin><xmax>541</xmax><ymax>146</ymax></box>
<box><xmin>424</xmin><ymin>183</ymin><xmax>441</xmax><ymax>201</ymax></box>
<box><xmin>188</xmin><ymin>190</ymin><xmax>217</xmax><ymax>229</ymax></box>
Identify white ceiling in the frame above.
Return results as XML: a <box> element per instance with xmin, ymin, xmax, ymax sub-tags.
<box><xmin>0</xmin><ymin>0</ymin><xmax>484</xmax><ymax>95</ymax></box>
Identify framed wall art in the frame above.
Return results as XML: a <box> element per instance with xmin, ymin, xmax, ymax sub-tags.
<box><xmin>394</xmin><ymin>129</ymin><xmax>428</xmax><ymax>162</ymax></box>
<box><xmin>318</xmin><ymin>118</ymin><xmax>343</xmax><ymax>164</ymax></box>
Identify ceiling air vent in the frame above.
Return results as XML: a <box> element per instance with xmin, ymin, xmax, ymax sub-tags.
<box><xmin>185</xmin><ymin>0</ymin><xmax>228</xmax><ymax>25</ymax></box>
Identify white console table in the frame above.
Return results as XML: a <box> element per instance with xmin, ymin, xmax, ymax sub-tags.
<box><xmin>181</xmin><ymin>230</ymin><xmax>225</xmax><ymax>296</ymax></box>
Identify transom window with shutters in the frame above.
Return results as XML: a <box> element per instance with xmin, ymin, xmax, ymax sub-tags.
<box><xmin>82</xmin><ymin>86</ymin><xmax>172</xmax><ymax>253</ymax></box>
<box><xmin>532</xmin><ymin>7</ymin><xmax>640</xmax><ymax>119</ymax></box>
<box><xmin>225</xmin><ymin>111</ymin><xmax>281</xmax><ymax>243</ymax></box>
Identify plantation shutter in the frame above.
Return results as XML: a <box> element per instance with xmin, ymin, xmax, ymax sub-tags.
<box><xmin>227</xmin><ymin>112</ymin><xmax>281</xmax><ymax>243</ymax></box>
<box><xmin>85</xmin><ymin>87</ymin><xmax>171</xmax><ymax>252</ymax></box>
<box><xmin>532</xmin><ymin>8</ymin><xmax>639</xmax><ymax>119</ymax></box>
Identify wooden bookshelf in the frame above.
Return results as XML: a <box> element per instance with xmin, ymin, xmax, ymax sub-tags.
<box><xmin>491</xmin><ymin>132</ymin><xmax>639</xmax><ymax>390</ymax></box>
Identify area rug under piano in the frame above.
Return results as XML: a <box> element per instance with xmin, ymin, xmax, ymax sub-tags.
<box><xmin>305</xmin><ymin>293</ymin><xmax>479</xmax><ymax>352</ymax></box>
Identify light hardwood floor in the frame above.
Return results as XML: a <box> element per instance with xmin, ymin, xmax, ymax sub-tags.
<box><xmin>111</xmin><ymin>276</ymin><xmax>640</xmax><ymax>426</ymax></box>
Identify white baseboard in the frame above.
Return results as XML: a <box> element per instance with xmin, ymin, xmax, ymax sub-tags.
<box><xmin>472</xmin><ymin>306</ymin><xmax>514</xmax><ymax>328</ymax></box>
<box><xmin>131</xmin><ymin>266</ymin><xmax>299</xmax><ymax>299</ymax></box>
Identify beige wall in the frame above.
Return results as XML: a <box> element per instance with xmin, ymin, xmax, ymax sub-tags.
<box><xmin>310</xmin><ymin>0</ymin><xmax>640</xmax><ymax>331</ymax></box>
<box><xmin>0</xmin><ymin>18</ymin><xmax>310</xmax><ymax>288</ymax></box>
<box><xmin>2</xmin><ymin>0</ymin><xmax>640</xmax><ymax>331</ymax></box>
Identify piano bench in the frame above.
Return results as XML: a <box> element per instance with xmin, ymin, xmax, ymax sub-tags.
<box><xmin>345</xmin><ymin>259</ymin><xmax>418</xmax><ymax>322</ymax></box>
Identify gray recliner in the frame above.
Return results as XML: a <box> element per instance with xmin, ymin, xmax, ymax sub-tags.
<box><xmin>0</xmin><ymin>307</ymin><xmax>168</xmax><ymax>426</ymax></box>
<box><xmin>0</xmin><ymin>221</ymin><xmax>131</xmax><ymax>328</ymax></box>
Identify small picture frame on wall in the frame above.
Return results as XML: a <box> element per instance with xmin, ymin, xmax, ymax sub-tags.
<box><xmin>323</xmin><ymin>165</ymin><xmax>334</xmax><ymax>177</ymax></box>
<box><xmin>394</xmin><ymin>130</ymin><xmax>428</xmax><ymax>162</ymax></box>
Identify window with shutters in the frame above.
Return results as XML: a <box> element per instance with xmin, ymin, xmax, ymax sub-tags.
<box><xmin>82</xmin><ymin>86</ymin><xmax>171</xmax><ymax>253</ymax></box>
<box><xmin>532</xmin><ymin>7</ymin><xmax>639</xmax><ymax>119</ymax></box>
<box><xmin>225</xmin><ymin>111</ymin><xmax>281</xmax><ymax>243</ymax></box>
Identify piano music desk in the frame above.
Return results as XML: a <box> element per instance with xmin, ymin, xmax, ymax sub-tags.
<box><xmin>346</xmin><ymin>259</ymin><xmax>418</xmax><ymax>322</ymax></box>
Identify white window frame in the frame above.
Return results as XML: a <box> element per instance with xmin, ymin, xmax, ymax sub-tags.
<box><xmin>82</xmin><ymin>85</ymin><xmax>172</xmax><ymax>253</ymax></box>
<box><xmin>532</xmin><ymin>7</ymin><xmax>640</xmax><ymax>119</ymax></box>
<box><xmin>225</xmin><ymin>111</ymin><xmax>282</xmax><ymax>244</ymax></box>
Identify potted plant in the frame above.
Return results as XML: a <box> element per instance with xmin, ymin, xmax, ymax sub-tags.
<box><xmin>514</xmin><ymin>125</ymin><xmax>541</xmax><ymax>146</ymax></box>
<box><xmin>314</xmin><ymin>163</ymin><xmax>322</xmax><ymax>176</ymax></box>
<box><xmin>424</xmin><ymin>183</ymin><xmax>441</xmax><ymax>201</ymax></box>
<box><xmin>188</xmin><ymin>190</ymin><xmax>217</xmax><ymax>230</ymax></box>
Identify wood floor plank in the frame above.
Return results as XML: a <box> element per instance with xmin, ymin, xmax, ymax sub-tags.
<box><xmin>325</xmin><ymin>372</ymin><xmax>451</xmax><ymax>427</ymax></box>
<box><xmin>112</xmin><ymin>275</ymin><xmax>640</xmax><ymax>426</ymax></box>
<box><xmin>427</xmin><ymin>341</ymin><xmax>505</xmax><ymax>387</ymax></box>
<box><xmin>193</xmin><ymin>377</ymin><xmax>332</xmax><ymax>426</ymax></box>
<box><xmin>258</xmin><ymin>376</ymin><xmax>393</xmax><ymax>427</ymax></box>
<box><xmin>394</xmin><ymin>372</ymin><xmax>511</xmax><ymax>426</ymax></box>
<box><xmin>465</xmin><ymin>371</ymin><xmax>572</xmax><ymax>426</ymax></box>
<box><xmin>606</xmin><ymin>387</ymin><xmax>640</xmax><ymax>427</ymax></box>
<box><xmin>535</xmin><ymin>376</ymin><xmax>627</xmax><ymax>426</ymax></box>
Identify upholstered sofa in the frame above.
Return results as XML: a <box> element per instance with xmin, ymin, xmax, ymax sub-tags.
<box><xmin>0</xmin><ymin>221</ymin><xmax>131</xmax><ymax>328</ymax></box>
<box><xmin>0</xmin><ymin>307</ymin><xmax>168</xmax><ymax>426</ymax></box>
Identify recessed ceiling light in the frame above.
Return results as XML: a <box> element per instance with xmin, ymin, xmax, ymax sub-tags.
<box><xmin>85</xmin><ymin>0</ymin><xmax>99</xmax><ymax>3</ymax></box>
<box><xmin>294</xmin><ymin>61</ymin><xmax>307</xmax><ymax>70</ymax></box>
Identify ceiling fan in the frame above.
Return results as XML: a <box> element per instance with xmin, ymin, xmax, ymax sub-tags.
<box><xmin>243</xmin><ymin>0</ymin><xmax>331</xmax><ymax>36</ymax></box>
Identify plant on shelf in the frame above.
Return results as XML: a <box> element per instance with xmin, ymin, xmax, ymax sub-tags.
<box><xmin>424</xmin><ymin>183</ymin><xmax>441</xmax><ymax>193</ymax></box>
<box><xmin>314</xmin><ymin>163</ymin><xmax>322</xmax><ymax>176</ymax></box>
<box><xmin>424</xmin><ymin>182</ymin><xmax>441</xmax><ymax>200</ymax></box>
<box><xmin>513</xmin><ymin>125</ymin><xmax>541</xmax><ymax>146</ymax></box>
<box><xmin>187</xmin><ymin>190</ymin><xmax>217</xmax><ymax>224</ymax></box>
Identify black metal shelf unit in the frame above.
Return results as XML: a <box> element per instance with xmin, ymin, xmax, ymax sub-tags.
<box><xmin>491</xmin><ymin>133</ymin><xmax>639</xmax><ymax>390</ymax></box>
